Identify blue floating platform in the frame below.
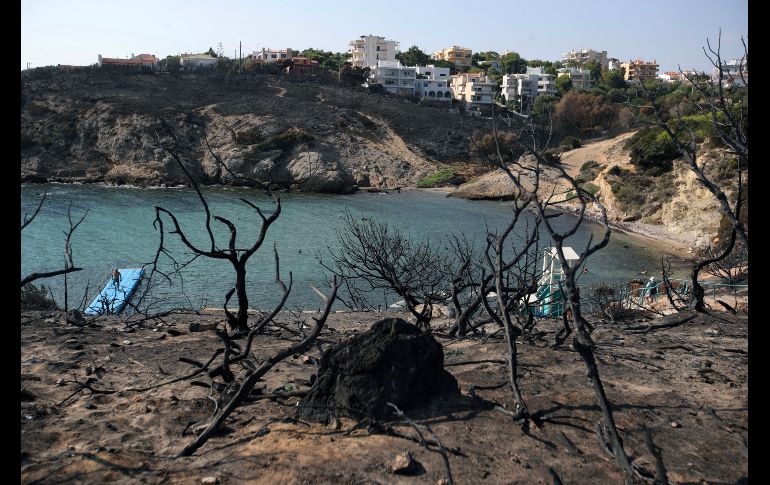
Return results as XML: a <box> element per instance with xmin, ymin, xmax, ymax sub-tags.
<box><xmin>84</xmin><ymin>268</ymin><xmax>145</xmax><ymax>315</ymax></box>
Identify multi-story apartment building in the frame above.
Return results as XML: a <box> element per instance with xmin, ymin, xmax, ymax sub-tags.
<box><xmin>501</xmin><ymin>74</ymin><xmax>538</xmax><ymax>113</ymax></box>
<box><xmin>621</xmin><ymin>59</ymin><xmax>659</xmax><ymax>82</ymax></box>
<box><xmin>607</xmin><ymin>58</ymin><xmax>623</xmax><ymax>71</ymax></box>
<box><xmin>432</xmin><ymin>46</ymin><xmax>473</xmax><ymax>69</ymax></box>
<box><xmin>712</xmin><ymin>58</ymin><xmax>748</xmax><ymax>87</ymax></box>
<box><xmin>501</xmin><ymin>67</ymin><xmax>556</xmax><ymax>114</ymax></box>
<box><xmin>369</xmin><ymin>60</ymin><xmax>415</xmax><ymax>96</ymax></box>
<box><xmin>255</xmin><ymin>48</ymin><xmax>294</xmax><ymax>62</ymax></box>
<box><xmin>527</xmin><ymin>66</ymin><xmax>557</xmax><ymax>95</ymax></box>
<box><xmin>349</xmin><ymin>35</ymin><xmax>398</xmax><ymax>68</ymax></box>
<box><xmin>451</xmin><ymin>72</ymin><xmax>496</xmax><ymax>114</ymax></box>
<box><xmin>414</xmin><ymin>65</ymin><xmax>452</xmax><ymax>101</ymax></box>
<box><xmin>562</xmin><ymin>48</ymin><xmax>608</xmax><ymax>68</ymax></box>
<box><xmin>557</xmin><ymin>67</ymin><xmax>592</xmax><ymax>89</ymax></box>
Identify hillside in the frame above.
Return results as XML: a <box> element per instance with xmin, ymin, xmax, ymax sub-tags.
<box><xmin>20</xmin><ymin>68</ymin><xmax>491</xmax><ymax>192</ymax></box>
<box><xmin>452</xmin><ymin>132</ymin><xmax>734</xmax><ymax>250</ymax></box>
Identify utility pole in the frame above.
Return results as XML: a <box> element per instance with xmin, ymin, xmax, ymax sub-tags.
<box><xmin>239</xmin><ymin>41</ymin><xmax>242</xmax><ymax>73</ymax></box>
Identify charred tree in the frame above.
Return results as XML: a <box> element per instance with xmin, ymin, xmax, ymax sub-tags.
<box><xmin>152</xmin><ymin>122</ymin><xmax>279</xmax><ymax>333</ymax></box>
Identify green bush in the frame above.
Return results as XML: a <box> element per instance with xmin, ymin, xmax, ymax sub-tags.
<box><xmin>605</xmin><ymin>165</ymin><xmax>681</xmax><ymax>217</ymax></box>
<box><xmin>624</xmin><ymin>126</ymin><xmax>680</xmax><ymax>173</ymax></box>
<box><xmin>560</xmin><ymin>135</ymin><xmax>582</xmax><ymax>149</ymax></box>
<box><xmin>416</xmin><ymin>168</ymin><xmax>457</xmax><ymax>188</ymax></box>
<box><xmin>579</xmin><ymin>182</ymin><xmax>600</xmax><ymax>196</ymax></box>
<box><xmin>576</xmin><ymin>160</ymin><xmax>602</xmax><ymax>183</ymax></box>
<box><xmin>542</xmin><ymin>148</ymin><xmax>561</xmax><ymax>164</ymax></box>
<box><xmin>606</xmin><ymin>165</ymin><xmax>622</xmax><ymax>176</ymax></box>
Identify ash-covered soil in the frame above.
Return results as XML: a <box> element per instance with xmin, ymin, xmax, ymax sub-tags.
<box><xmin>20</xmin><ymin>309</ymin><xmax>747</xmax><ymax>484</ymax></box>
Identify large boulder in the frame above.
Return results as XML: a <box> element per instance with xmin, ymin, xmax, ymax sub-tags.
<box><xmin>298</xmin><ymin>318</ymin><xmax>458</xmax><ymax>422</ymax></box>
<box><xmin>287</xmin><ymin>151</ymin><xmax>356</xmax><ymax>194</ymax></box>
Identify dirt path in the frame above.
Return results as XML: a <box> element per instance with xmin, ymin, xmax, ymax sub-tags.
<box><xmin>559</xmin><ymin>131</ymin><xmax>636</xmax><ymax>180</ymax></box>
<box><xmin>21</xmin><ymin>308</ymin><xmax>747</xmax><ymax>484</ymax></box>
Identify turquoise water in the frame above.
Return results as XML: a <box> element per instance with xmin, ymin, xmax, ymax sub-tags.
<box><xmin>21</xmin><ymin>184</ymin><xmax>691</xmax><ymax>312</ymax></box>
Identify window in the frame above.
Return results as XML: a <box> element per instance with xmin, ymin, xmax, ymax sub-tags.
<box><xmin>376</xmin><ymin>46</ymin><xmax>381</xmax><ymax>51</ymax></box>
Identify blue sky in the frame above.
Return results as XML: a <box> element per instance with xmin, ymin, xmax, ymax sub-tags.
<box><xmin>21</xmin><ymin>0</ymin><xmax>747</xmax><ymax>73</ymax></box>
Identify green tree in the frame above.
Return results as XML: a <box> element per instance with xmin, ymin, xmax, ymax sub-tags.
<box><xmin>583</xmin><ymin>60</ymin><xmax>602</xmax><ymax>81</ymax></box>
<box><xmin>204</xmin><ymin>46</ymin><xmax>217</xmax><ymax>58</ymax></box>
<box><xmin>165</xmin><ymin>55</ymin><xmax>181</xmax><ymax>73</ymax></box>
<box><xmin>624</xmin><ymin>126</ymin><xmax>680</xmax><ymax>173</ymax></box>
<box><xmin>432</xmin><ymin>59</ymin><xmax>456</xmax><ymax>71</ymax></box>
<box><xmin>532</xmin><ymin>93</ymin><xmax>559</xmax><ymax>119</ymax></box>
<box><xmin>395</xmin><ymin>45</ymin><xmax>431</xmax><ymax>66</ymax></box>
<box><xmin>555</xmin><ymin>75</ymin><xmax>573</xmax><ymax>95</ymax></box>
<box><xmin>473</xmin><ymin>51</ymin><xmax>500</xmax><ymax>67</ymax></box>
<box><xmin>300</xmin><ymin>48</ymin><xmax>348</xmax><ymax>71</ymax></box>
<box><xmin>600</xmin><ymin>68</ymin><xmax>627</xmax><ymax>90</ymax></box>
<box><xmin>501</xmin><ymin>52</ymin><xmax>527</xmax><ymax>74</ymax></box>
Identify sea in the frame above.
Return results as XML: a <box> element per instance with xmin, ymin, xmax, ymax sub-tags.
<box><xmin>21</xmin><ymin>184</ymin><xmax>692</xmax><ymax>313</ymax></box>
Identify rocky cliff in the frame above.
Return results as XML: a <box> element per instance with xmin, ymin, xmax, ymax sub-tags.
<box><xmin>20</xmin><ymin>68</ymin><xmax>489</xmax><ymax>192</ymax></box>
<box><xmin>451</xmin><ymin>132</ymin><xmax>739</xmax><ymax>250</ymax></box>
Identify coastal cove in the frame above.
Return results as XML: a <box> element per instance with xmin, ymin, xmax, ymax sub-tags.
<box><xmin>21</xmin><ymin>183</ymin><xmax>693</xmax><ymax>312</ymax></box>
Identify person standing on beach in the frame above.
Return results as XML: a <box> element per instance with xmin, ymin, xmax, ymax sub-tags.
<box><xmin>644</xmin><ymin>276</ymin><xmax>657</xmax><ymax>305</ymax></box>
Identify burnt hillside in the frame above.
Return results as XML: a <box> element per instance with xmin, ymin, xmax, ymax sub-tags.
<box><xmin>21</xmin><ymin>67</ymin><xmax>490</xmax><ymax>191</ymax></box>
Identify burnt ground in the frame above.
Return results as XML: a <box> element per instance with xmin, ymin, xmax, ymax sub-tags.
<box><xmin>20</xmin><ymin>309</ymin><xmax>748</xmax><ymax>484</ymax></box>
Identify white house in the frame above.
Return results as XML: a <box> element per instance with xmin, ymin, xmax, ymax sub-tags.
<box><xmin>349</xmin><ymin>35</ymin><xmax>398</xmax><ymax>68</ymax></box>
<box><xmin>179</xmin><ymin>54</ymin><xmax>217</xmax><ymax>68</ymax></box>
<box><xmin>414</xmin><ymin>65</ymin><xmax>452</xmax><ymax>101</ymax></box>
<box><xmin>369</xmin><ymin>60</ymin><xmax>415</xmax><ymax>96</ymax></box>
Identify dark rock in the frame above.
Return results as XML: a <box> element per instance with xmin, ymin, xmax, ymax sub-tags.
<box><xmin>66</xmin><ymin>309</ymin><xmax>86</xmax><ymax>326</ymax></box>
<box><xmin>298</xmin><ymin>318</ymin><xmax>458</xmax><ymax>422</ymax></box>
<box><xmin>21</xmin><ymin>387</ymin><xmax>35</xmax><ymax>402</ymax></box>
